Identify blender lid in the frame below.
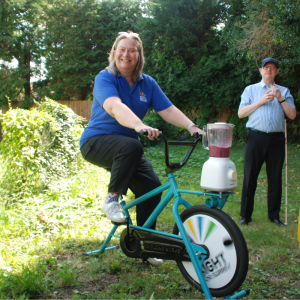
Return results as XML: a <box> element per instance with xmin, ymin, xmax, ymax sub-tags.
<box><xmin>207</xmin><ymin>122</ymin><xmax>235</xmax><ymax>128</ymax></box>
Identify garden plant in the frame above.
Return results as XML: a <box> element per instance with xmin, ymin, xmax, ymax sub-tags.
<box><xmin>0</xmin><ymin>118</ymin><xmax>299</xmax><ymax>298</ymax></box>
<box><xmin>0</xmin><ymin>0</ymin><xmax>299</xmax><ymax>298</ymax></box>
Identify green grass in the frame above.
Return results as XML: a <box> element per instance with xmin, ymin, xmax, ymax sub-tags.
<box><xmin>0</xmin><ymin>141</ymin><xmax>300</xmax><ymax>299</ymax></box>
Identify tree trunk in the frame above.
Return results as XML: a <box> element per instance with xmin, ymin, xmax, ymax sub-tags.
<box><xmin>23</xmin><ymin>52</ymin><xmax>31</xmax><ymax>101</ymax></box>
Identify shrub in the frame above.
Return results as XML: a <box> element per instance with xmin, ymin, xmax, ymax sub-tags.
<box><xmin>227</xmin><ymin>109</ymin><xmax>247</xmax><ymax>142</ymax></box>
<box><xmin>140</xmin><ymin>110</ymin><xmax>187</xmax><ymax>147</ymax></box>
<box><xmin>0</xmin><ymin>259</ymin><xmax>50</xmax><ymax>298</ymax></box>
<box><xmin>0</xmin><ymin>98</ymin><xmax>84</xmax><ymax>202</ymax></box>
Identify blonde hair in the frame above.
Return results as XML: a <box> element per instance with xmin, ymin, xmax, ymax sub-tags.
<box><xmin>108</xmin><ymin>31</ymin><xmax>144</xmax><ymax>83</ymax></box>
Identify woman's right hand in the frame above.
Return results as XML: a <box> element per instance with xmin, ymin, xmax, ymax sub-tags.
<box><xmin>135</xmin><ymin>125</ymin><xmax>160</xmax><ymax>140</ymax></box>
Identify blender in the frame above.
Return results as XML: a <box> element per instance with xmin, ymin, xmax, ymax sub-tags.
<box><xmin>200</xmin><ymin>122</ymin><xmax>237</xmax><ymax>192</ymax></box>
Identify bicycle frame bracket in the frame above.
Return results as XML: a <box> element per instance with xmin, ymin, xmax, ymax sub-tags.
<box><xmin>120</xmin><ymin>227</ymin><xmax>194</xmax><ymax>261</ymax></box>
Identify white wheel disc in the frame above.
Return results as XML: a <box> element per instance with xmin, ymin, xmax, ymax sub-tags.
<box><xmin>181</xmin><ymin>214</ymin><xmax>237</xmax><ymax>289</ymax></box>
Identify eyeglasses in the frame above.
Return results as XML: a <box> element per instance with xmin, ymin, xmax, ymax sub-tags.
<box><xmin>118</xmin><ymin>31</ymin><xmax>139</xmax><ymax>38</ymax></box>
<box><xmin>263</xmin><ymin>66</ymin><xmax>277</xmax><ymax>70</ymax></box>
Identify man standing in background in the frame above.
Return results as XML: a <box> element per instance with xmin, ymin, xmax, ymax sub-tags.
<box><xmin>238</xmin><ymin>57</ymin><xmax>296</xmax><ymax>226</ymax></box>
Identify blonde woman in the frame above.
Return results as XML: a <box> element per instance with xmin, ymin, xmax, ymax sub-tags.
<box><xmin>80</xmin><ymin>32</ymin><xmax>202</xmax><ymax>264</ymax></box>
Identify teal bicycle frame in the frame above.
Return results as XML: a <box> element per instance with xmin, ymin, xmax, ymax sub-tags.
<box><xmin>86</xmin><ymin>133</ymin><xmax>249</xmax><ymax>300</ymax></box>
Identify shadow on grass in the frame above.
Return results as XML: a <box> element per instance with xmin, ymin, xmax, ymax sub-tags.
<box><xmin>1</xmin><ymin>143</ymin><xmax>300</xmax><ymax>299</ymax></box>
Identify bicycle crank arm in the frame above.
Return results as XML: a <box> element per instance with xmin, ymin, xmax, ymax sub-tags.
<box><xmin>120</xmin><ymin>227</ymin><xmax>208</xmax><ymax>261</ymax></box>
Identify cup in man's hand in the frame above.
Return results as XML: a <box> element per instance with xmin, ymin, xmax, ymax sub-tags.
<box><xmin>270</xmin><ymin>86</ymin><xmax>276</xmax><ymax>96</ymax></box>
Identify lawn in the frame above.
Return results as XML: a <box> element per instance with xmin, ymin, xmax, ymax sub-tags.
<box><xmin>0</xmin><ymin>140</ymin><xmax>299</xmax><ymax>299</ymax></box>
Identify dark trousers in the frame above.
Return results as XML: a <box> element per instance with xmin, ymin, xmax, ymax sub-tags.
<box><xmin>240</xmin><ymin>129</ymin><xmax>285</xmax><ymax>220</ymax></box>
<box><xmin>80</xmin><ymin>135</ymin><xmax>161</xmax><ymax>229</ymax></box>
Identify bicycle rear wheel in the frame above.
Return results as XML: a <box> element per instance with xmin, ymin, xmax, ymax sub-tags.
<box><xmin>173</xmin><ymin>205</ymin><xmax>248</xmax><ymax>297</ymax></box>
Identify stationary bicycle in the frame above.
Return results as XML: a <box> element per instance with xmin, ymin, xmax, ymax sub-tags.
<box><xmin>85</xmin><ymin>131</ymin><xmax>249</xmax><ymax>299</ymax></box>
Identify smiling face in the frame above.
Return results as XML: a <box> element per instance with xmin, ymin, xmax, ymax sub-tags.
<box><xmin>259</xmin><ymin>62</ymin><xmax>280</xmax><ymax>84</ymax></box>
<box><xmin>114</xmin><ymin>38</ymin><xmax>139</xmax><ymax>77</ymax></box>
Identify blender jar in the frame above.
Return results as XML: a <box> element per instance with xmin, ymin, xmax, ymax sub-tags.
<box><xmin>205</xmin><ymin>123</ymin><xmax>234</xmax><ymax>157</ymax></box>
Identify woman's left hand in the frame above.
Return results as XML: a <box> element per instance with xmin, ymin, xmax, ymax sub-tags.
<box><xmin>189</xmin><ymin>126</ymin><xmax>203</xmax><ymax>136</ymax></box>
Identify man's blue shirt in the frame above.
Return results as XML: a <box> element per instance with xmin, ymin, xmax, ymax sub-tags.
<box><xmin>80</xmin><ymin>69</ymin><xmax>173</xmax><ymax>147</ymax></box>
<box><xmin>239</xmin><ymin>80</ymin><xmax>295</xmax><ymax>132</ymax></box>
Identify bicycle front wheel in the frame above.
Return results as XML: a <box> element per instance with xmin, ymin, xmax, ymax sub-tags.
<box><xmin>173</xmin><ymin>205</ymin><xmax>248</xmax><ymax>297</ymax></box>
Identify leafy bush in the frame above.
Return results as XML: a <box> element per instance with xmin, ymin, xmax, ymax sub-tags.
<box><xmin>227</xmin><ymin>109</ymin><xmax>247</xmax><ymax>142</ymax></box>
<box><xmin>57</xmin><ymin>263</ymin><xmax>79</xmax><ymax>286</ymax></box>
<box><xmin>140</xmin><ymin>110</ymin><xmax>187</xmax><ymax>147</ymax></box>
<box><xmin>0</xmin><ymin>260</ymin><xmax>50</xmax><ymax>298</ymax></box>
<box><xmin>107</xmin><ymin>261</ymin><xmax>122</xmax><ymax>274</ymax></box>
<box><xmin>0</xmin><ymin>66</ymin><xmax>27</xmax><ymax>107</ymax></box>
<box><xmin>0</xmin><ymin>98</ymin><xmax>84</xmax><ymax>202</ymax></box>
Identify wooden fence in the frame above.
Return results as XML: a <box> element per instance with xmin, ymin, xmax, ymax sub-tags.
<box><xmin>0</xmin><ymin>100</ymin><xmax>231</xmax><ymax>142</ymax></box>
<box><xmin>1</xmin><ymin>100</ymin><xmax>231</xmax><ymax>123</ymax></box>
<box><xmin>208</xmin><ymin>107</ymin><xmax>231</xmax><ymax>123</ymax></box>
<box><xmin>0</xmin><ymin>100</ymin><xmax>93</xmax><ymax>121</ymax></box>
<box><xmin>56</xmin><ymin>100</ymin><xmax>93</xmax><ymax>121</ymax></box>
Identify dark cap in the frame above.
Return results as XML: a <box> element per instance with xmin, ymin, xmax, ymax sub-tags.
<box><xmin>261</xmin><ymin>57</ymin><xmax>279</xmax><ymax>68</ymax></box>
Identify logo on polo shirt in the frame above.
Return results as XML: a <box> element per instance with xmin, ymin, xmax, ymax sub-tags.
<box><xmin>140</xmin><ymin>92</ymin><xmax>147</xmax><ymax>102</ymax></box>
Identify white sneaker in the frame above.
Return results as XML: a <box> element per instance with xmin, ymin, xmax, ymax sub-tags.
<box><xmin>147</xmin><ymin>258</ymin><xmax>163</xmax><ymax>266</ymax></box>
<box><xmin>102</xmin><ymin>201</ymin><xmax>127</xmax><ymax>223</ymax></box>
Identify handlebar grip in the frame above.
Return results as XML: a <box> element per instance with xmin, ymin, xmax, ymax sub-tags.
<box><xmin>192</xmin><ymin>132</ymin><xmax>200</xmax><ymax>139</ymax></box>
<box><xmin>140</xmin><ymin>130</ymin><xmax>162</xmax><ymax>138</ymax></box>
<box><xmin>192</xmin><ymin>132</ymin><xmax>202</xmax><ymax>142</ymax></box>
<box><xmin>140</xmin><ymin>130</ymin><xmax>148</xmax><ymax>137</ymax></box>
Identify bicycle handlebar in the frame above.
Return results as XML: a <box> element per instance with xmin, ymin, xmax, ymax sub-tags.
<box><xmin>140</xmin><ymin>130</ymin><xmax>202</xmax><ymax>174</ymax></box>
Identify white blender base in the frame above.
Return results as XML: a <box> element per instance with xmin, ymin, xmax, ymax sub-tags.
<box><xmin>201</xmin><ymin>157</ymin><xmax>237</xmax><ymax>192</ymax></box>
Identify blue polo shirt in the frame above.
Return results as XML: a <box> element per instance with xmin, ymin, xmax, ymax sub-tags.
<box><xmin>80</xmin><ymin>69</ymin><xmax>173</xmax><ymax>147</ymax></box>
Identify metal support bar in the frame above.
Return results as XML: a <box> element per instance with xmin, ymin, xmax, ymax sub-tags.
<box><xmin>172</xmin><ymin>198</ymin><xmax>213</xmax><ymax>300</ymax></box>
<box><xmin>85</xmin><ymin>224</ymin><xmax>119</xmax><ymax>256</ymax></box>
<box><xmin>225</xmin><ymin>289</ymin><xmax>250</xmax><ymax>299</ymax></box>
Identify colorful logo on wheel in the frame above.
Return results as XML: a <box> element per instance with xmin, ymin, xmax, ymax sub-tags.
<box><xmin>185</xmin><ymin>217</ymin><xmax>217</xmax><ymax>244</ymax></box>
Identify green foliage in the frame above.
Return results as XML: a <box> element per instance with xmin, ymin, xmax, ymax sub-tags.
<box><xmin>227</xmin><ymin>109</ymin><xmax>247</xmax><ymax>141</ymax></box>
<box><xmin>140</xmin><ymin>0</ymin><xmax>226</xmax><ymax>112</ymax></box>
<box><xmin>143</xmin><ymin>111</ymin><xmax>164</xmax><ymax>130</ymax></box>
<box><xmin>145</xmin><ymin>51</ymin><xmax>191</xmax><ymax>109</ymax></box>
<box><xmin>260</xmin><ymin>0</ymin><xmax>300</xmax><ymax>66</ymax></box>
<box><xmin>0</xmin><ymin>142</ymin><xmax>300</xmax><ymax>298</ymax></box>
<box><xmin>221</xmin><ymin>0</ymin><xmax>300</xmax><ymax>137</ymax></box>
<box><xmin>0</xmin><ymin>98</ymin><xmax>84</xmax><ymax>201</ymax></box>
<box><xmin>0</xmin><ymin>260</ymin><xmax>50</xmax><ymax>298</ymax></box>
<box><xmin>1</xmin><ymin>0</ymin><xmax>299</xmax><ymax>138</ymax></box>
<box><xmin>107</xmin><ymin>261</ymin><xmax>122</xmax><ymax>274</ymax></box>
<box><xmin>0</xmin><ymin>66</ymin><xmax>27</xmax><ymax>106</ymax></box>
<box><xmin>141</xmin><ymin>0</ymin><xmax>224</xmax><ymax>66</ymax></box>
<box><xmin>0</xmin><ymin>0</ymin><xmax>45</xmax><ymax>104</ymax></box>
<box><xmin>196</xmin><ymin>105</ymin><xmax>213</xmax><ymax>130</ymax></box>
<box><xmin>41</xmin><ymin>0</ymin><xmax>141</xmax><ymax>100</ymax></box>
<box><xmin>0</xmin><ymin>107</ymin><xmax>56</xmax><ymax>199</ymax></box>
<box><xmin>140</xmin><ymin>110</ymin><xmax>187</xmax><ymax>147</ymax></box>
<box><xmin>57</xmin><ymin>263</ymin><xmax>79</xmax><ymax>286</ymax></box>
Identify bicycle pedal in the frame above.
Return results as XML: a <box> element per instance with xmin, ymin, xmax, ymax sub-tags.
<box><xmin>111</xmin><ymin>220</ymin><xmax>128</xmax><ymax>225</ymax></box>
